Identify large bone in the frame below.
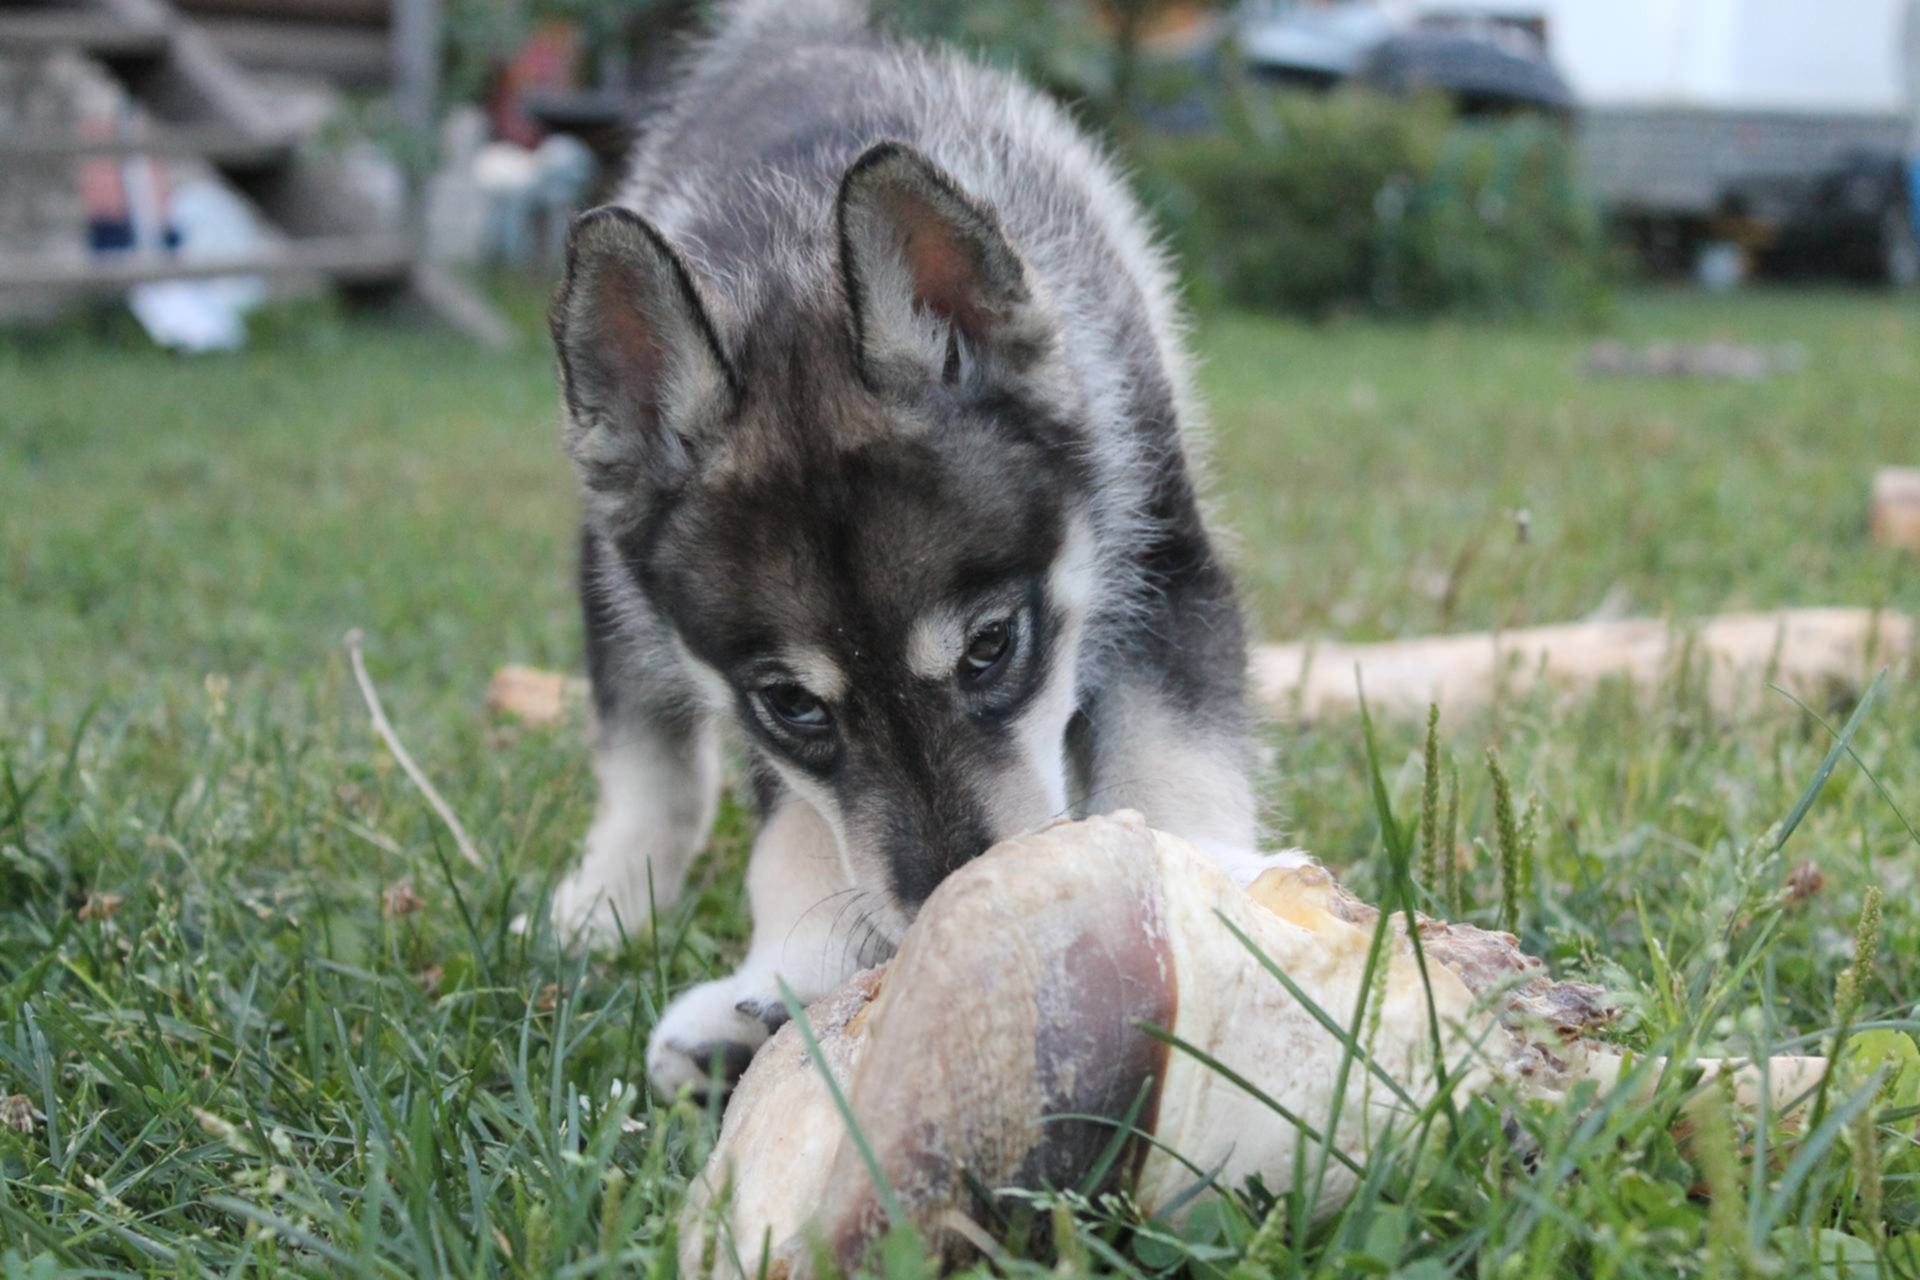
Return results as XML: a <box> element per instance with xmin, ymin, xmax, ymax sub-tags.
<box><xmin>679</xmin><ymin>814</ymin><xmax>1651</xmax><ymax>1277</ymax></box>
<box><xmin>679</xmin><ymin>814</ymin><xmax>1831</xmax><ymax>1277</ymax></box>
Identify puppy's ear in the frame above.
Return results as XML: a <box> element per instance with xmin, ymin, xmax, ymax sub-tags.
<box><xmin>551</xmin><ymin>207</ymin><xmax>738</xmax><ymax>522</ymax></box>
<box><xmin>836</xmin><ymin>141</ymin><xmax>1054</xmax><ymax>391</ymax></box>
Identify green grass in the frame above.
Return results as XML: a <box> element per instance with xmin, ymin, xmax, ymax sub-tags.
<box><xmin>2</xmin><ymin>286</ymin><xmax>1918</xmax><ymax>1276</ymax></box>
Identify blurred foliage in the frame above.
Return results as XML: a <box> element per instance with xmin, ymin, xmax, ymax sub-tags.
<box><xmin>441</xmin><ymin>0</ymin><xmax>701</xmax><ymax>108</ymax></box>
<box><xmin>884</xmin><ymin>0</ymin><xmax>1222</xmax><ymax>135</ymax></box>
<box><xmin>441</xmin><ymin>0</ymin><xmax>532</xmax><ymax>105</ymax></box>
<box><xmin>439</xmin><ymin>0</ymin><xmax>1205</xmax><ymax>115</ymax></box>
<box><xmin>1143</xmin><ymin>86</ymin><xmax>1613</xmax><ymax>319</ymax></box>
<box><xmin>883</xmin><ymin>1</ymin><xmax>1613</xmax><ymax>320</ymax></box>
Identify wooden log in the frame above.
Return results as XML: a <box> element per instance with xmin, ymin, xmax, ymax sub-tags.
<box><xmin>1251</xmin><ymin>607</ymin><xmax>1911</xmax><ymax>722</ymax></box>
<box><xmin>485</xmin><ymin>665</ymin><xmax>582</xmax><ymax>726</ymax></box>
<box><xmin>1870</xmin><ymin>467</ymin><xmax>1920</xmax><ymax>552</ymax></box>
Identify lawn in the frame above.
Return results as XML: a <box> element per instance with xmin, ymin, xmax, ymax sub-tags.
<box><xmin>1</xmin><ymin>286</ymin><xmax>1917</xmax><ymax>1276</ymax></box>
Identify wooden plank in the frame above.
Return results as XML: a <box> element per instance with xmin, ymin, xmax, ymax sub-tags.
<box><xmin>487</xmin><ymin>666</ymin><xmax>583</xmax><ymax>726</ymax></box>
<box><xmin>0</xmin><ymin>11</ymin><xmax>167</xmax><ymax>54</ymax></box>
<box><xmin>0</xmin><ymin>236</ymin><xmax>413</xmax><ymax>294</ymax></box>
<box><xmin>0</xmin><ymin>126</ymin><xmax>293</xmax><ymax>166</ymax></box>
<box><xmin>1250</xmin><ymin>608</ymin><xmax>1912</xmax><ymax>721</ymax></box>
<box><xmin>390</xmin><ymin>0</ymin><xmax>435</xmax><ymax>143</ymax></box>
<box><xmin>1870</xmin><ymin>467</ymin><xmax>1920</xmax><ymax>551</ymax></box>
<box><xmin>176</xmin><ymin>0</ymin><xmax>389</xmax><ymax>26</ymax></box>
<box><xmin>191</xmin><ymin>14</ymin><xmax>390</xmax><ymax>84</ymax></box>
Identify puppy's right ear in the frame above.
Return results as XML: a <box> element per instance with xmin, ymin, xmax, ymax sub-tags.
<box><xmin>551</xmin><ymin>207</ymin><xmax>738</xmax><ymax>523</ymax></box>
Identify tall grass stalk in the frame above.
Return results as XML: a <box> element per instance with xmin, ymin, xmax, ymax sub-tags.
<box><xmin>1443</xmin><ymin>761</ymin><xmax>1462</xmax><ymax>916</ymax></box>
<box><xmin>1487</xmin><ymin>749</ymin><xmax>1523</xmax><ymax>933</ymax></box>
<box><xmin>1420</xmin><ymin>703</ymin><xmax>1443</xmax><ymax>891</ymax></box>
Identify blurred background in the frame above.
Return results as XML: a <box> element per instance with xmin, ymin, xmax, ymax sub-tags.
<box><xmin>3</xmin><ymin>0</ymin><xmax>1918</xmax><ymax>339</ymax></box>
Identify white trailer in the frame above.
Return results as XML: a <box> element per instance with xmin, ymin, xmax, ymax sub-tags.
<box><xmin>1418</xmin><ymin>0</ymin><xmax>1913</xmax><ymax>219</ymax></box>
<box><xmin>1243</xmin><ymin>0</ymin><xmax>1920</xmax><ymax>279</ymax></box>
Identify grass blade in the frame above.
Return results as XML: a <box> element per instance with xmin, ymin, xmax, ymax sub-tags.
<box><xmin>1771</xmin><ymin>669</ymin><xmax>1884</xmax><ymax>853</ymax></box>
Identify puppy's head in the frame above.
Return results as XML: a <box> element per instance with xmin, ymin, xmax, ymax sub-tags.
<box><xmin>552</xmin><ymin>142</ymin><xmax>1097</xmax><ymax>938</ymax></box>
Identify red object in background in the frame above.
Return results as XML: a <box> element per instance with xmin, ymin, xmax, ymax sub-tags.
<box><xmin>490</xmin><ymin>20</ymin><xmax>581</xmax><ymax>147</ymax></box>
<box><xmin>76</xmin><ymin>117</ymin><xmax>131</xmax><ymax>222</ymax></box>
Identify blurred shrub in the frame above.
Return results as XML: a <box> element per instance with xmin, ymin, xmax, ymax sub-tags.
<box><xmin>1143</xmin><ymin>89</ymin><xmax>1612</xmax><ymax>319</ymax></box>
<box><xmin>884</xmin><ymin>0</ymin><xmax>1226</xmax><ymax>138</ymax></box>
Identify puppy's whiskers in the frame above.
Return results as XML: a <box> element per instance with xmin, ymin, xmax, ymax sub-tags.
<box><xmin>784</xmin><ymin>885</ymin><xmax>863</xmax><ymax>951</ymax></box>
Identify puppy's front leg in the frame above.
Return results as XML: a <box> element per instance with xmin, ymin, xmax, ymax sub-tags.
<box><xmin>646</xmin><ymin>797</ymin><xmax>885</xmax><ymax>1098</ymax></box>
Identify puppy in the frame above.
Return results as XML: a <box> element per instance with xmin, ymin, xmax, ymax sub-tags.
<box><xmin>547</xmin><ymin>0</ymin><xmax>1268</xmax><ymax>1096</ymax></box>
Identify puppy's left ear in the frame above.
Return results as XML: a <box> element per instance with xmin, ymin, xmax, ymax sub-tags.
<box><xmin>551</xmin><ymin>206</ymin><xmax>738</xmax><ymax>526</ymax></box>
<box><xmin>836</xmin><ymin>141</ymin><xmax>1056</xmax><ymax>391</ymax></box>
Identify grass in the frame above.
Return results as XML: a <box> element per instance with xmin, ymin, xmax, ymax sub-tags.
<box><xmin>2</xmin><ymin>284</ymin><xmax>1918</xmax><ymax>1276</ymax></box>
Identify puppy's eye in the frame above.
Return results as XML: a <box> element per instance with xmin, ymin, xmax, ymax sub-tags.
<box><xmin>761</xmin><ymin>683</ymin><xmax>831</xmax><ymax>734</ymax></box>
<box><xmin>959</xmin><ymin>618</ymin><xmax>1014</xmax><ymax>683</ymax></box>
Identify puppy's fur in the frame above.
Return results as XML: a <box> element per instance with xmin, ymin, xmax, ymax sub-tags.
<box><xmin>548</xmin><ymin>0</ymin><xmax>1275</xmax><ymax>1096</ymax></box>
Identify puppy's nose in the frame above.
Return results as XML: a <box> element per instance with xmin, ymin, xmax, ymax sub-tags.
<box><xmin>888</xmin><ymin>819</ymin><xmax>995</xmax><ymax>912</ymax></box>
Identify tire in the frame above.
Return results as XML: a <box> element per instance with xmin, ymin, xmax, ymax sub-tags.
<box><xmin>1881</xmin><ymin>204</ymin><xmax>1920</xmax><ymax>289</ymax></box>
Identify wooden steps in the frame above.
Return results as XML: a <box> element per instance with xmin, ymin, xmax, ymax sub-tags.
<box><xmin>0</xmin><ymin>0</ymin><xmax>512</xmax><ymax>345</ymax></box>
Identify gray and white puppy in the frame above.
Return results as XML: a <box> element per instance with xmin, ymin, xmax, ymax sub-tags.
<box><xmin>548</xmin><ymin>0</ymin><xmax>1272</xmax><ymax>1097</ymax></box>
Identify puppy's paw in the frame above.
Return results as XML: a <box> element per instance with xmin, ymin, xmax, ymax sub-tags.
<box><xmin>646</xmin><ymin>977</ymin><xmax>789</xmax><ymax>1100</ymax></box>
<box><xmin>545</xmin><ymin>864</ymin><xmax>645</xmax><ymax>950</ymax></box>
<box><xmin>543</xmin><ymin>817</ymin><xmax>691</xmax><ymax>949</ymax></box>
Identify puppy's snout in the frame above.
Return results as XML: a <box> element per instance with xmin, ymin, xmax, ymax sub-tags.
<box><xmin>878</xmin><ymin>800</ymin><xmax>995</xmax><ymax>914</ymax></box>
